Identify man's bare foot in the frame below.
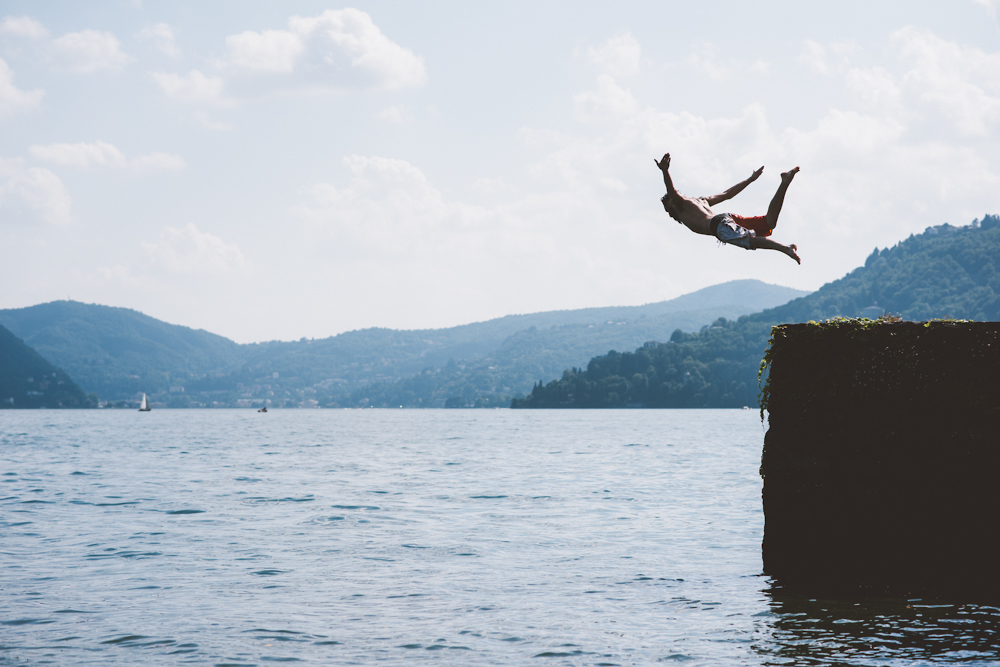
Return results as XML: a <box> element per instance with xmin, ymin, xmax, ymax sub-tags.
<box><xmin>785</xmin><ymin>243</ymin><xmax>800</xmax><ymax>264</ymax></box>
<box><xmin>780</xmin><ymin>167</ymin><xmax>800</xmax><ymax>183</ymax></box>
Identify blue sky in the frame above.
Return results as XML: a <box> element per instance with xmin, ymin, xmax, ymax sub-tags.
<box><xmin>1</xmin><ymin>1</ymin><xmax>998</xmax><ymax>342</ymax></box>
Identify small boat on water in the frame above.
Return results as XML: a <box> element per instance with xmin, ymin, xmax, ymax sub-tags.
<box><xmin>139</xmin><ymin>393</ymin><xmax>151</xmax><ymax>411</ymax></box>
<box><xmin>258</xmin><ymin>406</ymin><xmax>268</xmax><ymax>413</ymax></box>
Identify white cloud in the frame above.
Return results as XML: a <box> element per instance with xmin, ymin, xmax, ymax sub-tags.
<box><xmin>29</xmin><ymin>140</ymin><xmax>185</xmax><ymax>171</ymax></box>
<box><xmin>0</xmin><ymin>15</ymin><xmax>49</xmax><ymax>39</ymax></box>
<box><xmin>799</xmin><ymin>39</ymin><xmax>831</xmax><ymax>75</ymax></box>
<box><xmin>51</xmin><ymin>29</ymin><xmax>132</xmax><ymax>73</ymax></box>
<box><xmin>138</xmin><ymin>23</ymin><xmax>181</xmax><ymax>60</ymax></box>
<box><xmin>683</xmin><ymin>42</ymin><xmax>774</xmax><ymax>82</ymax></box>
<box><xmin>845</xmin><ymin>66</ymin><xmax>904</xmax><ymax>116</ymax></box>
<box><xmin>893</xmin><ymin>26</ymin><xmax>1000</xmax><ymax>136</ymax></box>
<box><xmin>0</xmin><ymin>156</ymin><xmax>23</xmax><ymax>177</ymax></box>
<box><xmin>296</xmin><ymin>155</ymin><xmax>449</xmax><ymax>255</ymax></box>
<box><xmin>378</xmin><ymin>104</ymin><xmax>411</xmax><ymax>123</ymax></box>
<box><xmin>0</xmin><ymin>57</ymin><xmax>44</xmax><ymax>117</ymax></box>
<box><xmin>290</xmin><ymin>9</ymin><xmax>427</xmax><ymax>89</ymax></box>
<box><xmin>972</xmin><ymin>0</ymin><xmax>999</xmax><ymax>21</ymax></box>
<box><xmin>800</xmin><ymin>30</ymin><xmax>1000</xmax><ymax>135</ymax></box>
<box><xmin>685</xmin><ymin>43</ymin><xmax>729</xmax><ymax>81</ymax></box>
<box><xmin>95</xmin><ymin>264</ymin><xmax>135</xmax><ymax>284</ymax></box>
<box><xmin>152</xmin><ymin>69</ymin><xmax>233</xmax><ymax>106</ymax></box>
<box><xmin>144</xmin><ymin>223</ymin><xmax>249</xmax><ymax>275</ymax></box>
<box><xmin>292</xmin><ymin>152</ymin><xmax>681</xmax><ymax>324</ymax></box>
<box><xmin>573</xmin><ymin>74</ymin><xmax>638</xmax><ymax>121</ymax></box>
<box><xmin>30</xmin><ymin>140</ymin><xmax>127</xmax><ymax>167</ymax></box>
<box><xmin>583</xmin><ymin>31</ymin><xmax>641</xmax><ymax>79</ymax></box>
<box><xmin>296</xmin><ymin>155</ymin><xmax>526</xmax><ymax>258</ymax></box>
<box><xmin>1</xmin><ymin>18</ymin><xmax>132</xmax><ymax>75</ymax></box>
<box><xmin>151</xmin><ymin>9</ymin><xmax>425</xmax><ymax>106</ymax></box>
<box><xmin>183</xmin><ymin>111</ymin><xmax>234</xmax><ymax>131</ymax></box>
<box><xmin>224</xmin><ymin>29</ymin><xmax>303</xmax><ymax>73</ymax></box>
<box><xmin>784</xmin><ymin>109</ymin><xmax>905</xmax><ymax>159</ymax></box>
<box><xmin>0</xmin><ymin>165</ymin><xmax>72</xmax><ymax>225</ymax></box>
<box><xmin>798</xmin><ymin>39</ymin><xmax>859</xmax><ymax>76</ymax></box>
<box><xmin>598</xmin><ymin>177</ymin><xmax>629</xmax><ymax>193</ymax></box>
<box><xmin>472</xmin><ymin>177</ymin><xmax>517</xmax><ymax>197</ymax></box>
<box><xmin>223</xmin><ymin>9</ymin><xmax>427</xmax><ymax>90</ymax></box>
<box><xmin>130</xmin><ymin>152</ymin><xmax>185</xmax><ymax>171</ymax></box>
<box><xmin>93</xmin><ymin>264</ymin><xmax>153</xmax><ymax>290</ymax></box>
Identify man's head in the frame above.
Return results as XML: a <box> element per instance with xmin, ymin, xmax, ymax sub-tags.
<box><xmin>661</xmin><ymin>194</ymin><xmax>683</xmax><ymax>224</ymax></box>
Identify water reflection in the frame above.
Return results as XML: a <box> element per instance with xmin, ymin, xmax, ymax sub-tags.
<box><xmin>758</xmin><ymin>583</ymin><xmax>1000</xmax><ymax>665</ymax></box>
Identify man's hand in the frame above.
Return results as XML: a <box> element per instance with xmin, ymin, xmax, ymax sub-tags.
<box><xmin>749</xmin><ymin>166</ymin><xmax>764</xmax><ymax>181</ymax></box>
<box><xmin>654</xmin><ymin>153</ymin><xmax>671</xmax><ymax>171</ymax></box>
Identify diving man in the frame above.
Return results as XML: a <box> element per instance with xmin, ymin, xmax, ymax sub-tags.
<box><xmin>655</xmin><ymin>153</ymin><xmax>801</xmax><ymax>263</ymax></box>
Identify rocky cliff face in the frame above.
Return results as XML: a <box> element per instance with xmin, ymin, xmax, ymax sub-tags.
<box><xmin>760</xmin><ymin>319</ymin><xmax>1000</xmax><ymax>596</ymax></box>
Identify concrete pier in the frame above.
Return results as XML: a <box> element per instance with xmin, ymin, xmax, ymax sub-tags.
<box><xmin>760</xmin><ymin>320</ymin><xmax>1000</xmax><ymax>596</ymax></box>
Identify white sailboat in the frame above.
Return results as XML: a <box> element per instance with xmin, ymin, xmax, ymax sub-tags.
<box><xmin>139</xmin><ymin>393</ymin><xmax>151</xmax><ymax>411</ymax></box>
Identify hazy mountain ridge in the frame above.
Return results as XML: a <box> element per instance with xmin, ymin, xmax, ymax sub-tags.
<box><xmin>513</xmin><ymin>215</ymin><xmax>1000</xmax><ymax>409</ymax></box>
<box><xmin>340</xmin><ymin>303</ymin><xmax>802</xmax><ymax>408</ymax></box>
<box><xmin>0</xmin><ymin>280</ymin><xmax>806</xmax><ymax>407</ymax></box>
<box><xmin>0</xmin><ymin>324</ymin><xmax>95</xmax><ymax>409</ymax></box>
<box><xmin>0</xmin><ymin>300</ymin><xmax>244</xmax><ymax>401</ymax></box>
<box><xmin>232</xmin><ymin>280</ymin><xmax>807</xmax><ymax>387</ymax></box>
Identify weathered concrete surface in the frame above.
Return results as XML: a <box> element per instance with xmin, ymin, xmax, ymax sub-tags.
<box><xmin>761</xmin><ymin>320</ymin><xmax>1000</xmax><ymax>596</ymax></box>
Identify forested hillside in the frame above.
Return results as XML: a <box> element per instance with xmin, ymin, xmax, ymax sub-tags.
<box><xmin>0</xmin><ymin>324</ymin><xmax>95</xmax><ymax>408</ymax></box>
<box><xmin>307</xmin><ymin>281</ymin><xmax>804</xmax><ymax>408</ymax></box>
<box><xmin>513</xmin><ymin>216</ymin><xmax>1000</xmax><ymax>409</ymax></box>
<box><xmin>0</xmin><ymin>280</ymin><xmax>804</xmax><ymax>406</ymax></box>
<box><xmin>0</xmin><ymin>301</ymin><xmax>244</xmax><ymax>401</ymax></box>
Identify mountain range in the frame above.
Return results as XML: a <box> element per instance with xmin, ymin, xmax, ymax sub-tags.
<box><xmin>0</xmin><ymin>279</ymin><xmax>806</xmax><ymax>408</ymax></box>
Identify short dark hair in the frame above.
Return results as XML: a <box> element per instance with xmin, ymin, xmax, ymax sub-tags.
<box><xmin>661</xmin><ymin>194</ymin><xmax>683</xmax><ymax>224</ymax></box>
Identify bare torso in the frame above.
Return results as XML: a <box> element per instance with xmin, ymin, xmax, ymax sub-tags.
<box><xmin>666</xmin><ymin>193</ymin><xmax>716</xmax><ymax>236</ymax></box>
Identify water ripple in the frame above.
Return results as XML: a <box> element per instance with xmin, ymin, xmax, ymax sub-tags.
<box><xmin>2</xmin><ymin>409</ymin><xmax>998</xmax><ymax>666</ymax></box>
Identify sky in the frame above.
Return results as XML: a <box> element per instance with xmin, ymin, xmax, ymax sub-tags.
<box><xmin>1</xmin><ymin>1</ymin><xmax>999</xmax><ymax>343</ymax></box>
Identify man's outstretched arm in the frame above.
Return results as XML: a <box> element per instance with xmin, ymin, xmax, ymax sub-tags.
<box><xmin>705</xmin><ymin>166</ymin><xmax>764</xmax><ymax>206</ymax></box>
<box><xmin>654</xmin><ymin>153</ymin><xmax>678</xmax><ymax>196</ymax></box>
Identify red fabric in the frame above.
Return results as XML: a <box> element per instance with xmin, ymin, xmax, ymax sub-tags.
<box><xmin>731</xmin><ymin>214</ymin><xmax>772</xmax><ymax>237</ymax></box>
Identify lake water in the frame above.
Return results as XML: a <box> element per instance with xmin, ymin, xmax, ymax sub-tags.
<box><xmin>2</xmin><ymin>409</ymin><xmax>999</xmax><ymax>666</ymax></box>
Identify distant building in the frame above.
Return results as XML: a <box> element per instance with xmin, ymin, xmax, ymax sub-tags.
<box><xmin>169</xmin><ymin>386</ymin><xmax>185</xmax><ymax>393</ymax></box>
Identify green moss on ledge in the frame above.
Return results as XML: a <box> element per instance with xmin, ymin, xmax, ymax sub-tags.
<box><xmin>758</xmin><ymin>316</ymin><xmax>971</xmax><ymax>420</ymax></box>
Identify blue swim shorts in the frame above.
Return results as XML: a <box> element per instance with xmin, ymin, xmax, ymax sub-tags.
<box><xmin>710</xmin><ymin>213</ymin><xmax>755</xmax><ymax>250</ymax></box>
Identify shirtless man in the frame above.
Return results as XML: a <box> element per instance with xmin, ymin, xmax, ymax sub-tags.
<box><xmin>655</xmin><ymin>153</ymin><xmax>800</xmax><ymax>264</ymax></box>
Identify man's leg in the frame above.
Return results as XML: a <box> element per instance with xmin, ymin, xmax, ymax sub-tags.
<box><xmin>749</xmin><ymin>236</ymin><xmax>800</xmax><ymax>264</ymax></box>
<box><xmin>764</xmin><ymin>166</ymin><xmax>799</xmax><ymax>230</ymax></box>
